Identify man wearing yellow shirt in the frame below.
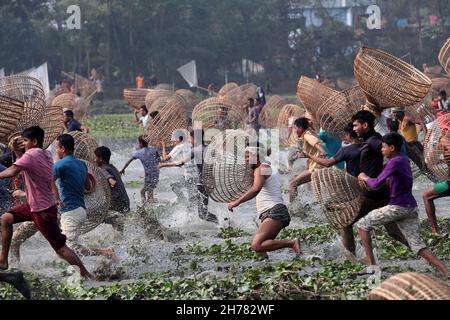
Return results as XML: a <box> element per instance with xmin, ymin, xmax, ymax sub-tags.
<box><xmin>392</xmin><ymin>107</ymin><xmax>438</xmax><ymax>182</ymax></box>
<box><xmin>289</xmin><ymin>117</ymin><xmax>327</xmax><ymax>203</ymax></box>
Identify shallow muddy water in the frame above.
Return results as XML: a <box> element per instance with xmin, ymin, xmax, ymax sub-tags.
<box><xmin>9</xmin><ymin>138</ymin><xmax>450</xmax><ymax>295</ymax></box>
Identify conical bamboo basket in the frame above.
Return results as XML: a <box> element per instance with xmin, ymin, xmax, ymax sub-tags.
<box><xmin>124</xmin><ymin>88</ymin><xmax>152</xmax><ymax>110</ymax></box>
<box><xmin>223</xmin><ymin>83</ymin><xmax>258</xmax><ymax>108</ymax></box>
<box><xmin>0</xmin><ymin>95</ymin><xmax>25</xmax><ymax>144</ymax></box>
<box><xmin>144</xmin><ymin>95</ymin><xmax>189</xmax><ymax>146</ymax></box>
<box><xmin>192</xmin><ymin>97</ymin><xmax>246</xmax><ymax>132</ymax></box>
<box><xmin>80</xmin><ymin>161</ymin><xmax>111</xmax><ymax>234</ymax></box>
<box><xmin>439</xmin><ymin>37</ymin><xmax>450</xmax><ymax>75</ymax></box>
<box><xmin>354</xmin><ymin>47</ymin><xmax>432</xmax><ymax>109</ymax></box>
<box><xmin>423</xmin><ymin>114</ymin><xmax>450</xmax><ymax>182</ymax></box>
<box><xmin>0</xmin><ymin>75</ymin><xmax>46</xmax><ymax>140</ymax></box>
<box><xmin>203</xmin><ymin>130</ymin><xmax>255</xmax><ymax>202</ymax></box>
<box><xmin>316</xmin><ymin>86</ymin><xmax>366</xmax><ymax>140</ymax></box>
<box><xmin>39</xmin><ymin>105</ymin><xmax>65</xmax><ymax>150</ymax></box>
<box><xmin>144</xmin><ymin>89</ymin><xmax>174</xmax><ymax>110</ymax></box>
<box><xmin>276</xmin><ymin>104</ymin><xmax>305</xmax><ymax>146</ymax></box>
<box><xmin>218</xmin><ymin>83</ymin><xmax>239</xmax><ymax>97</ymax></box>
<box><xmin>311</xmin><ymin>168</ymin><xmax>364</xmax><ymax>229</ymax></box>
<box><xmin>369</xmin><ymin>272</ymin><xmax>450</xmax><ymax>300</ymax></box>
<box><xmin>176</xmin><ymin>89</ymin><xmax>200</xmax><ymax>112</ymax></box>
<box><xmin>297</xmin><ymin>76</ymin><xmax>338</xmax><ymax>122</ymax></box>
<box><xmin>258</xmin><ymin>95</ymin><xmax>286</xmax><ymax>128</ymax></box>
<box><xmin>67</xmin><ymin>131</ymin><xmax>99</xmax><ymax>164</ymax></box>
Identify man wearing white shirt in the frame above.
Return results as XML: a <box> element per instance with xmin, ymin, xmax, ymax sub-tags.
<box><xmin>134</xmin><ymin>105</ymin><xmax>150</xmax><ymax>128</ymax></box>
<box><xmin>160</xmin><ymin>131</ymin><xmax>196</xmax><ymax>204</ymax></box>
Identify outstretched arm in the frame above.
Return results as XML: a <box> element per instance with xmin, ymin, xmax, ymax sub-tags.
<box><xmin>120</xmin><ymin>158</ymin><xmax>135</xmax><ymax>175</ymax></box>
<box><xmin>315</xmin><ymin>143</ymin><xmax>328</xmax><ymax>157</ymax></box>
<box><xmin>0</xmin><ymin>165</ymin><xmax>20</xmax><ymax>179</ymax></box>
<box><xmin>228</xmin><ymin>165</ymin><xmax>268</xmax><ymax>211</ymax></box>
<box><xmin>160</xmin><ymin>142</ymin><xmax>171</xmax><ymax>161</ymax></box>
<box><xmin>301</xmin><ymin>152</ymin><xmax>337</xmax><ymax>167</ymax></box>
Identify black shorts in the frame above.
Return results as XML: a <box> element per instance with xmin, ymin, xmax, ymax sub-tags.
<box><xmin>259</xmin><ymin>204</ymin><xmax>291</xmax><ymax>228</ymax></box>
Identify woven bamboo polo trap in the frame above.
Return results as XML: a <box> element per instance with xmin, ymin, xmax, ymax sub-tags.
<box><xmin>176</xmin><ymin>89</ymin><xmax>200</xmax><ymax>112</ymax></box>
<box><xmin>439</xmin><ymin>37</ymin><xmax>450</xmax><ymax>75</ymax></box>
<box><xmin>144</xmin><ymin>95</ymin><xmax>189</xmax><ymax>146</ymax></box>
<box><xmin>258</xmin><ymin>95</ymin><xmax>286</xmax><ymax>128</ymax></box>
<box><xmin>0</xmin><ymin>75</ymin><xmax>46</xmax><ymax>141</ymax></box>
<box><xmin>0</xmin><ymin>95</ymin><xmax>25</xmax><ymax>144</ymax></box>
<box><xmin>369</xmin><ymin>272</ymin><xmax>450</xmax><ymax>300</ymax></box>
<box><xmin>39</xmin><ymin>105</ymin><xmax>65</xmax><ymax>150</ymax></box>
<box><xmin>192</xmin><ymin>97</ymin><xmax>246</xmax><ymax>132</ymax></box>
<box><xmin>123</xmin><ymin>88</ymin><xmax>152</xmax><ymax>110</ymax></box>
<box><xmin>297</xmin><ymin>76</ymin><xmax>338</xmax><ymax>122</ymax></box>
<box><xmin>78</xmin><ymin>160</ymin><xmax>112</xmax><ymax>234</ymax></box>
<box><xmin>276</xmin><ymin>104</ymin><xmax>305</xmax><ymax>147</ymax></box>
<box><xmin>316</xmin><ymin>86</ymin><xmax>366</xmax><ymax>140</ymax></box>
<box><xmin>423</xmin><ymin>114</ymin><xmax>450</xmax><ymax>182</ymax></box>
<box><xmin>311</xmin><ymin>168</ymin><xmax>364</xmax><ymax>230</ymax></box>
<box><xmin>67</xmin><ymin>131</ymin><xmax>99</xmax><ymax>164</ymax></box>
<box><xmin>203</xmin><ymin>130</ymin><xmax>255</xmax><ymax>202</ymax></box>
<box><xmin>223</xmin><ymin>83</ymin><xmax>258</xmax><ymax>108</ymax></box>
<box><xmin>218</xmin><ymin>82</ymin><xmax>239</xmax><ymax>97</ymax></box>
<box><xmin>52</xmin><ymin>93</ymin><xmax>89</xmax><ymax>120</ymax></box>
<box><xmin>354</xmin><ymin>47</ymin><xmax>432</xmax><ymax>109</ymax></box>
<box><xmin>62</xmin><ymin>71</ymin><xmax>97</xmax><ymax>100</ymax></box>
<box><xmin>144</xmin><ymin>89</ymin><xmax>175</xmax><ymax>110</ymax></box>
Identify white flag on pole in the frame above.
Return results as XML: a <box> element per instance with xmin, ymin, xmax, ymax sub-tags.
<box><xmin>22</xmin><ymin>62</ymin><xmax>50</xmax><ymax>96</ymax></box>
<box><xmin>177</xmin><ymin>60</ymin><xmax>198</xmax><ymax>88</ymax></box>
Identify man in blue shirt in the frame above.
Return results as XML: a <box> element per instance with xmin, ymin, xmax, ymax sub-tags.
<box><xmin>54</xmin><ymin>134</ymin><xmax>116</xmax><ymax>260</ymax></box>
<box><xmin>63</xmin><ymin>110</ymin><xmax>83</xmax><ymax>132</ymax></box>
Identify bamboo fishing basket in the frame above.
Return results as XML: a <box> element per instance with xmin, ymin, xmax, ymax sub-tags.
<box><xmin>192</xmin><ymin>97</ymin><xmax>246</xmax><ymax>132</ymax></box>
<box><xmin>144</xmin><ymin>95</ymin><xmax>189</xmax><ymax>146</ymax></box>
<box><xmin>297</xmin><ymin>76</ymin><xmax>338</xmax><ymax>122</ymax></box>
<box><xmin>80</xmin><ymin>160</ymin><xmax>111</xmax><ymax>234</ymax></box>
<box><xmin>218</xmin><ymin>83</ymin><xmax>239</xmax><ymax>97</ymax></box>
<box><xmin>144</xmin><ymin>89</ymin><xmax>175</xmax><ymax>110</ymax></box>
<box><xmin>176</xmin><ymin>89</ymin><xmax>200</xmax><ymax>112</ymax></box>
<box><xmin>423</xmin><ymin>114</ymin><xmax>450</xmax><ymax>182</ymax></box>
<box><xmin>0</xmin><ymin>95</ymin><xmax>25</xmax><ymax>144</ymax></box>
<box><xmin>52</xmin><ymin>93</ymin><xmax>89</xmax><ymax>120</ymax></box>
<box><xmin>431</xmin><ymin>76</ymin><xmax>450</xmax><ymax>95</ymax></box>
<box><xmin>223</xmin><ymin>83</ymin><xmax>258</xmax><ymax>108</ymax></box>
<box><xmin>439</xmin><ymin>37</ymin><xmax>450</xmax><ymax>75</ymax></box>
<box><xmin>316</xmin><ymin>86</ymin><xmax>366</xmax><ymax>140</ymax></box>
<box><xmin>67</xmin><ymin>131</ymin><xmax>99</xmax><ymax>163</ymax></box>
<box><xmin>62</xmin><ymin>71</ymin><xmax>97</xmax><ymax>100</ymax></box>
<box><xmin>123</xmin><ymin>88</ymin><xmax>152</xmax><ymax>110</ymax></box>
<box><xmin>203</xmin><ymin>130</ymin><xmax>255</xmax><ymax>203</ymax></box>
<box><xmin>39</xmin><ymin>105</ymin><xmax>65</xmax><ymax>150</ymax></box>
<box><xmin>354</xmin><ymin>47</ymin><xmax>432</xmax><ymax>109</ymax></box>
<box><xmin>277</xmin><ymin>104</ymin><xmax>305</xmax><ymax>146</ymax></box>
<box><xmin>258</xmin><ymin>95</ymin><xmax>286</xmax><ymax>128</ymax></box>
<box><xmin>311</xmin><ymin>168</ymin><xmax>364</xmax><ymax>229</ymax></box>
<box><xmin>0</xmin><ymin>75</ymin><xmax>46</xmax><ymax>138</ymax></box>
<box><xmin>369</xmin><ymin>273</ymin><xmax>450</xmax><ymax>300</ymax></box>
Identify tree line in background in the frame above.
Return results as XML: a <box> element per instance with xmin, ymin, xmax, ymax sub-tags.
<box><xmin>0</xmin><ymin>0</ymin><xmax>449</xmax><ymax>95</ymax></box>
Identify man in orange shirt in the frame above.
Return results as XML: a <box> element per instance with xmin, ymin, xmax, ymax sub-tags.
<box><xmin>136</xmin><ymin>74</ymin><xmax>145</xmax><ymax>89</ymax></box>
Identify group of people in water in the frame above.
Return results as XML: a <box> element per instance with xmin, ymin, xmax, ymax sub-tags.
<box><xmin>0</xmin><ymin>87</ymin><xmax>449</xmax><ymax>299</ymax></box>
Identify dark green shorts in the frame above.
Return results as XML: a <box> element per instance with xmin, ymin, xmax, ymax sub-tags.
<box><xmin>434</xmin><ymin>181</ymin><xmax>450</xmax><ymax>196</ymax></box>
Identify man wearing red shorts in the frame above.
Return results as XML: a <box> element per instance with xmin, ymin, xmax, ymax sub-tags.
<box><xmin>0</xmin><ymin>126</ymin><xmax>93</xmax><ymax>279</ymax></box>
